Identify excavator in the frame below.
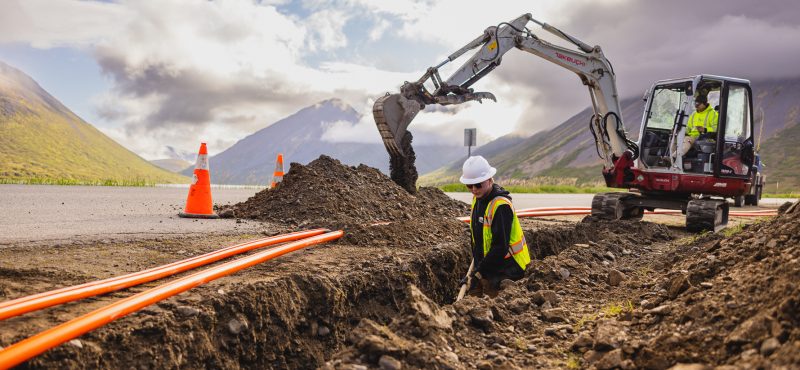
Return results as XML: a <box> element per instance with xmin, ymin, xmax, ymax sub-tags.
<box><xmin>373</xmin><ymin>13</ymin><xmax>763</xmax><ymax>232</ymax></box>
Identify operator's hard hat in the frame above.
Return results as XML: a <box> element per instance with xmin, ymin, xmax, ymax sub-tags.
<box><xmin>460</xmin><ymin>155</ymin><xmax>496</xmax><ymax>184</ymax></box>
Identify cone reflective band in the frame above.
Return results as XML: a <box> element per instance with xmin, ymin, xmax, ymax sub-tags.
<box><xmin>179</xmin><ymin>143</ymin><xmax>219</xmax><ymax>218</ymax></box>
<box><xmin>270</xmin><ymin>153</ymin><xmax>284</xmax><ymax>189</ymax></box>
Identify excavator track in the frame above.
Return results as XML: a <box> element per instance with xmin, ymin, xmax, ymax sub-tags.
<box><xmin>591</xmin><ymin>192</ymin><xmax>643</xmax><ymax>220</ymax></box>
<box><xmin>686</xmin><ymin>199</ymin><xmax>729</xmax><ymax>232</ymax></box>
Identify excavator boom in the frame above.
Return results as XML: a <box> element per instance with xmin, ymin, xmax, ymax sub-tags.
<box><xmin>372</xmin><ymin>13</ymin><xmax>638</xmax><ymax>173</ymax></box>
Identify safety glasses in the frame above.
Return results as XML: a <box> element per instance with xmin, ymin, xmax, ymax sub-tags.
<box><xmin>466</xmin><ymin>182</ymin><xmax>482</xmax><ymax>190</ymax></box>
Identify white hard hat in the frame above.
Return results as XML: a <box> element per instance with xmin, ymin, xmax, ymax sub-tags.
<box><xmin>460</xmin><ymin>155</ymin><xmax>496</xmax><ymax>184</ymax></box>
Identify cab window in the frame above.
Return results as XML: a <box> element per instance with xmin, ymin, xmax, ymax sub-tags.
<box><xmin>720</xmin><ymin>85</ymin><xmax>752</xmax><ymax>176</ymax></box>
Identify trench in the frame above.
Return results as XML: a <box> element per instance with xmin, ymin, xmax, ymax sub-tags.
<box><xmin>22</xmin><ymin>220</ymin><xmax>600</xmax><ymax>369</ymax></box>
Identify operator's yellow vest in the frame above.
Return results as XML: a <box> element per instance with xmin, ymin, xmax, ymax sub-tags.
<box><xmin>470</xmin><ymin>196</ymin><xmax>531</xmax><ymax>271</ymax></box>
<box><xmin>687</xmin><ymin>106</ymin><xmax>718</xmax><ymax>138</ymax></box>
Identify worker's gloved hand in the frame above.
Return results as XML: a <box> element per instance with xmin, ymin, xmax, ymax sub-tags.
<box><xmin>459</xmin><ymin>271</ymin><xmax>482</xmax><ymax>286</ymax></box>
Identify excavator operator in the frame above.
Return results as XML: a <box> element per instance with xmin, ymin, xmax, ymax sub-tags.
<box><xmin>682</xmin><ymin>94</ymin><xmax>719</xmax><ymax>155</ymax></box>
<box><xmin>460</xmin><ymin>156</ymin><xmax>531</xmax><ymax>297</ymax></box>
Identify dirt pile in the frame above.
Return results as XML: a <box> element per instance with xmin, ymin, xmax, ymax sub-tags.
<box><xmin>611</xmin><ymin>200</ymin><xmax>800</xmax><ymax>368</ymax></box>
<box><xmin>220</xmin><ymin>155</ymin><xmax>467</xmax><ymax>229</ymax></box>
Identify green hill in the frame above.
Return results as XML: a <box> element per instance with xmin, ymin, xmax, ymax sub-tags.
<box><xmin>759</xmin><ymin>122</ymin><xmax>800</xmax><ymax>193</ymax></box>
<box><xmin>0</xmin><ymin>61</ymin><xmax>188</xmax><ymax>185</ymax></box>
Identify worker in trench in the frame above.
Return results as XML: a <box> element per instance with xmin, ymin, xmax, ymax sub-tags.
<box><xmin>460</xmin><ymin>156</ymin><xmax>531</xmax><ymax>297</ymax></box>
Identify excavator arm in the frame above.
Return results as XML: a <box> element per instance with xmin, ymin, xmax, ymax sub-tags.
<box><xmin>373</xmin><ymin>13</ymin><xmax>638</xmax><ymax>174</ymax></box>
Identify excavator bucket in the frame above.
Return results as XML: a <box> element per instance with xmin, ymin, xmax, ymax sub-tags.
<box><xmin>373</xmin><ymin>93</ymin><xmax>421</xmax><ymax>157</ymax></box>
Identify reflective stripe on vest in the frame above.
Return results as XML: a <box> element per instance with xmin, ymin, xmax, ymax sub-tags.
<box><xmin>470</xmin><ymin>196</ymin><xmax>531</xmax><ymax>270</ymax></box>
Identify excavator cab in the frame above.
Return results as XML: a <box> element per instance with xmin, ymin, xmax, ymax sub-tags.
<box><xmin>610</xmin><ymin>75</ymin><xmax>761</xmax><ymax>231</ymax></box>
<box><xmin>639</xmin><ymin>75</ymin><xmax>755</xmax><ymax>183</ymax></box>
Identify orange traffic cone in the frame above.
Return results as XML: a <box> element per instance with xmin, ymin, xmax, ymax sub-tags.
<box><xmin>270</xmin><ymin>153</ymin><xmax>284</xmax><ymax>189</ymax></box>
<box><xmin>179</xmin><ymin>143</ymin><xmax>219</xmax><ymax>218</ymax></box>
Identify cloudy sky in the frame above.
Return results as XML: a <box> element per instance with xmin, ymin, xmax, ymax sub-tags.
<box><xmin>1</xmin><ymin>0</ymin><xmax>799</xmax><ymax>159</ymax></box>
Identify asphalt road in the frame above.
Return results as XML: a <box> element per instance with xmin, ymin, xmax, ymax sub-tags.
<box><xmin>0</xmin><ymin>185</ymin><xmax>266</xmax><ymax>245</ymax></box>
<box><xmin>0</xmin><ymin>185</ymin><xmax>793</xmax><ymax>245</ymax></box>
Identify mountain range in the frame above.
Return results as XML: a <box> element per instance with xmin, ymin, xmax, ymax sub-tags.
<box><xmin>0</xmin><ymin>61</ymin><xmax>187</xmax><ymax>184</ymax></box>
<box><xmin>2</xmin><ymin>58</ymin><xmax>797</xmax><ymax>191</ymax></box>
<box><xmin>186</xmin><ymin>99</ymin><xmax>467</xmax><ymax>185</ymax></box>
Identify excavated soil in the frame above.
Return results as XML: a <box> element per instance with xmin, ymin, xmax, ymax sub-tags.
<box><xmin>219</xmin><ymin>155</ymin><xmax>467</xmax><ymax>229</ymax></box>
<box><xmin>0</xmin><ymin>155</ymin><xmax>794</xmax><ymax>370</ymax></box>
<box><xmin>324</xmin><ymin>211</ymin><xmax>800</xmax><ymax>370</ymax></box>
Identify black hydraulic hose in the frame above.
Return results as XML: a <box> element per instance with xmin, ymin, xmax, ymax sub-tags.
<box><xmin>481</xmin><ymin>21</ymin><xmax>528</xmax><ymax>63</ymax></box>
<box><xmin>588</xmin><ymin>114</ymin><xmax>605</xmax><ymax>159</ymax></box>
<box><xmin>603</xmin><ymin>111</ymin><xmax>640</xmax><ymax>160</ymax></box>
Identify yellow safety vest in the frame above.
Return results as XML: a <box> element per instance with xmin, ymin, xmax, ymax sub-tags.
<box><xmin>687</xmin><ymin>106</ymin><xmax>718</xmax><ymax>138</ymax></box>
<box><xmin>470</xmin><ymin>196</ymin><xmax>531</xmax><ymax>271</ymax></box>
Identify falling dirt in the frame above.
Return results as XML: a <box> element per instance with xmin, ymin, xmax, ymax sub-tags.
<box><xmin>389</xmin><ymin>131</ymin><xmax>419</xmax><ymax>194</ymax></box>
<box><xmin>0</xmin><ymin>154</ymin><xmax>795</xmax><ymax>369</ymax></box>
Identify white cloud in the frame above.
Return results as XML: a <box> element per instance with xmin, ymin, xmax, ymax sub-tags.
<box><xmin>2</xmin><ymin>0</ymin><xmax>799</xmax><ymax>161</ymax></box>
<box><xmin>305</xmin><ymin>9</ymin><xmax>351</xmax><ymax>52</ymax></box>
<box><xmin>369</xmin><ymin>18</ymin><xmax>391</xmax><ymax>41</ymax></box>
<box><xmin>0</xmin><ymin>0</ymin><xmax>126</xmax><ymax>48</ymax></box>
<box><xmin>320</xmin><ymin>118</ymin><xmax>381</xmax><ymax>144</ymax></box>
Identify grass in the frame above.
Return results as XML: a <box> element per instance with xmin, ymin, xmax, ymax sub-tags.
<box><xmin>602</xmin><ymin>300</ymin><xmax>635</xmax><ymax>317</ymax></box>
<box><xmin>513</xmin><ymin>337</ymin><xmax>527</xmax><ymax>351</ymax></box>
<box><xmin>439</xmin><ymin>182</ymin><xmax>612</xmax><ymax>194</ymax></box>
<box><xmin>573</xmin><ymin>301</ymin><xmax>635</xmax><ymax>332</ymax></box>
<box><xmin>573</xmin><ymin>313</ymin><xmax>599</xmax><ymax>332</ymax></box>
<box><xmin>721</xmin><ymin>223</ymin><xmax>745</xmax><ymax>237</ymax></box>
<box><xmin>677</xmin><ymin>230</ymin><xmax>711</xmax><ymax>246</ymax></box>
<box><xmin>762</xmin><ymin>193</ymin><xmax>800</xmax><ymax>198</ymax></box>
<box><xmin>0</xmin><ymin>103</ymin><xmax>188</xmax><ymax>185</ymax></box>
<box><xmin>0</xmin><ymin>177</ymin><xmax>156</xmax><ymax>186</ymax></box>
<box><xmin>633</xmin><ymin>266</ymin><xmax>654</xmax><ymax>280</ymax></box>
<box><xmin>565</xmin><ymin>352</ymin><xmax>582</xmax><ymax>369</ymax></box>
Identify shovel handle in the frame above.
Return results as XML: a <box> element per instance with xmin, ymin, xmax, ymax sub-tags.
<box><xmin>456</xmin><ymin>259</ymin><xmax>475</xmax><ymax>302</ymax></box>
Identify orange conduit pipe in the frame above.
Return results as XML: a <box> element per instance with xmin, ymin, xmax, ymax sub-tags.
<box><xmin>730</xmin><ymin>212</ymin><xmax>777</xmax><ymax>217</ymax></box>
<box><xmin>458</xmin><ymin>208</ymin><xmax>776</xmax><ymax>222</ymax></box>
<box><xmin>457</xmin><ymin>209</ymin><xmax>590</xmax><ymax>222</ymax></box>
<box><xmin>517</xmin><ymin>210</ymin><xmax>776</xmax><ymax>218</ymax></box>
<box><xmin>516</xmin><ymin>207</ymin><xmax>592</xmax><ymax>213</ymax></box>
<box><xmin>0</xmin><ymin>229</ymin><xmax>327</xmax><ymax>321</ymax></box>
<box><xmin>517</xmin><ymin>207</ymin><xmax>777</xmax><ymax>214</ymax></box>
<box><xmin>517</xmin><ymin>210</ymin><xmax>591</xmax><ymax>217</ymax></box>
<box><xmin>0</xmin><ymin>230</ymin><xmax>343</xmax><ymax>369</ymax></box>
